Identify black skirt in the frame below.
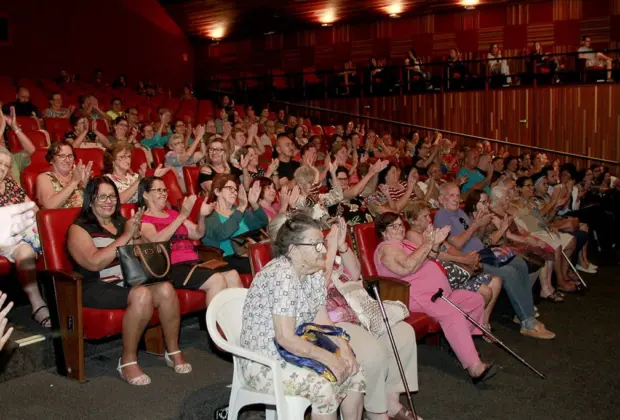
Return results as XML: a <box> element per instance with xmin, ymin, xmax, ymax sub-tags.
<box><xmin>168</xmin><ymin>261</ymin><xmax>231</xmax><ymax>290</ymax></box>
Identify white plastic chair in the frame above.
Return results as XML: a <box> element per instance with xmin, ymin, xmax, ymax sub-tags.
<box><xmin>206</xmin><ymin>288</ymin><xmax>312</xmax><ymax>420</ymax></box>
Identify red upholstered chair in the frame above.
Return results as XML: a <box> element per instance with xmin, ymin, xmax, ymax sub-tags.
<box><xmin>182</xmin><ymin>166</ymin><xmax>200</xmax><ymax>196</ymax></box>
<box><xmin>156</xmin><ymin>169</ymin><xmax>185</xmax><ymax>209</ymax></box>
<box><xmin>74</xmin><ymin>148</ymin><xmax>104</xmax><ymax>175</ymax></box>
<box><xmin>21</xmin><ymin>165</ymin><xmax>51</xmax><ymax>201</ymax></box>
<box><xmin>152</xmin><ymin>148</ymin><xmax>167</xmax><ymax>168</ymax></box>
<box><xmin>136</xmin><ymin>107</ymin><xmax>152</xmax><ymax>123</ymax></box>
<box><xmin>8</xmin><ymin>130</ymin><xmax>50</xmax><ymax>151</ymax></box>
<box><xmin>353</xmin><ymin>222</ymin><xmax>441</xmax><ymax>342</ymax></box>
<box><xmin>28</xmin><ymin>148</ymin><xmax>50</xmax><ymax>169</ymax></box>
<box><xmin>130</xmin><ymin>147</ymin><xmax>149</xmax><ymax>173</ymax></box>
<box><xmin>0</xmin><ymin>258</ymin><xmax>13</xmax><ymax>277</ymax></box>
<box><xmin>311</xmin><ymin>125</ymin><xmax>323</xmax><ymax>136</ymax></box>
<box><xmin>92</xmin><ymin>120</ymin><xmax>109</xmax><ymax>137</ymax></box>
<box><xmin>16</xmin><ymin>116</ymin><xmax>40</xmax><ymax>131</ymax></box>
<box><xmin>323</xmin><ymin>125</ymin><xmax>336</xmax><ymax>136</ymax></box>
<box><xmin>44</xmin><ymin>118</ymin><xmax>72</xmax><ymax>142</ymax></box>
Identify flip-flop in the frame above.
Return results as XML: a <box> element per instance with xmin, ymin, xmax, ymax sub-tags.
<box><xmin>31</xmin><ymin>305</ymin><xmax>51</xmax><ymax>328</ymax></box>
<box><xmin>540</xmin><ymin>292</ymin><xmax>564</xmax><ymax>303</ymax></box>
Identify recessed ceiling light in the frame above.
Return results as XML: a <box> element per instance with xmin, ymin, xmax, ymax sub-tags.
<box><xmin>389</xmin><ymin>13</ymin><xmax>401</xmax><ymax>18</ymax></box>
<box><xmin>462</xmin><ymin>0</ymin><xmax>479</xmax><ymax>9</ymax></box>
<box><xmin>321</xmin><ymin>23</ymin><xmax>332</xmax><ymax>27</ymax></box>
<box><xmin>319</xmin><ymin>7</ymin><xmax>336</xmax><ymax>25</ymax></box>
<box><xmin>264</xmin><ymin>31</ymin><xmax>275</xmax><ymax>35</ymax></box>
<box><xmin>385</xmin><ymin>3</ymin><xmax>403</xmax><ymax>16</ymax></box>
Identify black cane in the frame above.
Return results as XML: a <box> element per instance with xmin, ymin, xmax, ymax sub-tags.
<box><xmin>368</xmin><ymin>281</ymin><xmax>418</xmax><ymax>420</ymax></box>
<box><xmin>430</xmin><ymin>288</ymin><xmax>546</xmax><ymax>379</ymax></box>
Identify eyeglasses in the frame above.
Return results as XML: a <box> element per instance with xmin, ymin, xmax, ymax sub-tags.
<box><xmin>294</xmin><ymin>241</ymin><xmax>326</xmax><ymax>253</ymax></box>
<box><xmin>149</xmin><ymin>188</ymin><xmax>168</xmax><ymax>195</ymax></box>
<box><xmin>387</xmin><ymin>222</ymin><xmax>405</xmax><ymax>231</ymax></box>
<box><xmin>222</xmin><ymin>186</ymin><xmax>238</xmax><ymax>194</ymax></box>
<box><xmin>176</xmin><ymin>123</ymin><xmax>185</xmax><ymax>128</ymax></box>
<box><xmin>56</xmin><ymin>154</ymin><xmax>74</xmax><ymax>161</ymax></box>
<box><xmin>95</xmin><ymin>194</ymin><xmax>118</xmax><ymax>203</ymax></box>
<box><xmin>337</xmin><ymin>177</ymin><xmax>349</xmax><ymax>182</ymax></box>
<box><xmin>522</xmin><ymin>183</ymin><xmax>533</xmax><ymax>188</ymax></box>
<box><xmin>117</xmin><ymin>155</ymin><xmax>131</xmax><ymax>161</ymax></box>
<box><xmin>209</xmin><ymin>148</ymin><xmax>225</xmax><ymax>153</ymax></box>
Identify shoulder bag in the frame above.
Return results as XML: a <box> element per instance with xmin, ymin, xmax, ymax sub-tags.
<box><xmin>117</xmin><ymin>241</ymin><xmax>172</xmax><ymax>287</ymax></box>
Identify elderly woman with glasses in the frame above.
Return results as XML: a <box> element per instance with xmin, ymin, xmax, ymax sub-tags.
<box><xmin>64</xmin><ymin>112</ymin><xmax>110</xmax><ymax>149</ymax></box>
<box><xmin>67</xmin><ymin>177</ymin><xmax>188</xmax><ymax>386</ymax></box>
<box><xmin>103</xmin><ymin>142</ymin><xmax>169</xmax><ymax>204</ymax></box>
<box><xmin>36</xmin><ymin>141</ymin><xmax>93</xmax><ymax>209</ymax></box>
<box><xmin>374</xmin><ymin>212</ymin><xmax>497</xmax><ymax>384</ymax></box>
<box><xmin>201</xmin><ymin>173</ymin><xmax>268</xmax><ymax>274</ymax></box>
<box><xmin>240</xmin><ymin>212</ymin><xmax>365</xmax><ymax>420</ymax></box>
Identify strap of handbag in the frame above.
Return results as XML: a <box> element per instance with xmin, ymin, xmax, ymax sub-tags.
<box><xmin>134</xmin><ymin>244</ymin><xmax>171</xmax><ymax>278</ymax></box>
<box><xmin>182</xmin><ymin>259</ymin><xmax>229</xmax><ymax>286</ymax></box>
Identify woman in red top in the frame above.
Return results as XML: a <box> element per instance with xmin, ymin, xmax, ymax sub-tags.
<box><xmin>138</xmin><ymin>176</ymin><xmax>242</xmax><ymax>306</ymax></box>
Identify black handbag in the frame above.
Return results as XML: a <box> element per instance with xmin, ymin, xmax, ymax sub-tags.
<box><xmin>230</xmin><ymin>229</ymin><xmax>267</xmax><ymax>257</ymax></box>
<box><xmin>117</xmin><ymin>242</ymin><xmax>172</xmax><ymax>287</ymax></box>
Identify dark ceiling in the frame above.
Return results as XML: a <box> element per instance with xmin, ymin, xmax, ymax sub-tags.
<box><xmin>160</xmin><ymin>0</ymin><xmax>512</xmax><ymax>42</ymax></box>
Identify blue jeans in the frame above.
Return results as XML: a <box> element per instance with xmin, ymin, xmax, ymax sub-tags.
<box><xmin>482</xmin><ymin>256</ymin><xmax>536</xmax><ymax>328</ymax></box>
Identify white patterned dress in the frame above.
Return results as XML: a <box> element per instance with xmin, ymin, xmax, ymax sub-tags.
<box><xmin>239</xmin><ymin>256</ymin><xmax>366</xmax><ymax>414</ymax></box>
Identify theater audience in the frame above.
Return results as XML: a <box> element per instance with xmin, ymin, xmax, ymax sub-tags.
<box><xmin>106</xmin><ymin>98</ymin><xmax>124</xmax><ymax>120</ymax></box>
<box><xmin>275</xmin><ymin>134</ymin><xmax>300</xmax><ymax>188</ymax></box>
<box><xmin>374</xmin><ymin>212</ymin><xmax>497</xmax><ymax>383</ymax></box>
<box><xmin>240</xmin><ymin>212</ymin><xmax>365</xmax><ymax>420</ymax></box>
<box><xmin>434</xmin><ymin>183</ymin><xmax>556</xmax><ymax>339</ymax></box>
<box><xmin>198</xmin><ymin>137</ymin><xmax>240</xmax><ymax>194</ymax></box>
<box><xmin>457</xmin><ymin>149</ymin><xmax>493</xmax><ymax>195</ymax></box>
<box><xmin>487</xmin><ymin>44</ymin><xmax>512</xmax><ymax>85</ymax></box>
<box><xmin>67</xmin><ymin>177</ymin><xmax>189</xmax><ymax>385</ymax></box>
<box><xmin>165</xmin><ymin>128</ymin><xmax>205</xmax><ymax>192</ymax></box>
<box><xmin>36</xmin><ymin>142</ymin><xmax>92</xmax><ymax>209</ymax></box>
<box><xmin>367</xmin><ymin>165</ymin><xmax>422</xmax><ymax>215</ymax></box>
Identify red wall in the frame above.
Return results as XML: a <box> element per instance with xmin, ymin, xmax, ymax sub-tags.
<box><xmin>0</xmin><ymin>0</ymin><xmax>194</xmax><ymax>90</ymax></box>
<box><xmin>199</xmin><ymin>0</ymin><xmax>620</xmax><ymax>77</ymax></box>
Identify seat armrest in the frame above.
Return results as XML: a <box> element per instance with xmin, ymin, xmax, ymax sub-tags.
<box><xmin>363</xmin><ymin>275</ymin><xmax>410</xmax><ymax>308</ymax></box>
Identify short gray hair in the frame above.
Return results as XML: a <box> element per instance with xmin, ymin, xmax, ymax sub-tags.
<box><xmin>439</xmin><ymin>182</ymin><xmax>458</xmax><ymax>197</ymax></box>
<box><xmin>294</xmin><ymin>165</ymin><xmax>317</xmax><ymax>186</ymax></box>
<box><xmin>490</xmin><ymin>186</ymin><xmax>508</xmax><ymax>205</ymax></box>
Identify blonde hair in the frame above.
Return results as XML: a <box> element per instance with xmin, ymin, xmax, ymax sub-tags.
<box><xmin>404</xmin><ymin>200</ymin><xmax>430</xmax><ymax>222</ymax></box>
<box><xmin>294</xmin><ymin>165</ymin><xmax>318</xmax><ymax>186</ymax></box>
<box><xmin>167</xmin><ymin>133</ymin><xmax>184</xmax><ymax>148</ymax></box>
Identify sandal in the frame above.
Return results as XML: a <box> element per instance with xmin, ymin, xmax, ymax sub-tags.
<box><xmin>165</xmin><ymin>350</ymin><xmax>192</xmax><ymax>374</ymax></box>
<box><xmin>117</xmin><ymin>358</ymin><xmax>151</xmax><ymax>386</ymax></box>
<box><xmin>540</xmin><ymin>292</ymin><xmax>564</xmax><ymax>303</ymax></box>
<box><xmin>31</xmin><ymin>305</ymin><xmax>51</xmax><ymax>328</ymax></box>
<box><xmin>482</xmin><ymin>324</ymin><xmax>495</xmax><ymax>343</ymax></box>
<box><xmin>389</xmin><ymin>406</ymin><xmax>422</xmax><ymax>420</ymax></box>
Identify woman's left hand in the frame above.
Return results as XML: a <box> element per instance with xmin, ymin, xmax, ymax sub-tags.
<box><xmin>199</xmin><ymin>197</ymin><xmax>215</xmax><ymax>217</ymax></box>
<box><xmin>339</xmin><ymin>344</ymin><xmax>359</xmax><ymax>376</ymax></box>
<box><xmin>433</xmin><ymin>226</ymin><xmax>451</xmax><ymax>245</ymax></box>
<box><xmin>153</xmin><ymin>164</ymin><xmax>169</xmax><ymax>177</ymax></box>
<box><xmin>247</xmin><ymin>181</ymin><xmax>261</xmax><ymax>207</ymax></box>
<box><xmin>336</xmin><ymin>217</ymin><xmax>347</xmax><ymax>248</ymax></box>
<box><xmin>138</xmin><ymin>163</ymin><xmax>148</xmax><ymax>178</ymax></box>
<box><xmin>326</xmin><ymin>223</ymin><xmax>339</xmax><ymax>250</ymax></box>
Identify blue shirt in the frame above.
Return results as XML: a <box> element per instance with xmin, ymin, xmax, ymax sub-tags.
<box><xmin>217</xmin><ymin>213</ymin><xmax>250</xmax><ymax>256</ymax></box>
<box><xmin>457</xmin><ymin>167</ymin><xmax>490</xmax><ymax>195</ymax></box>
<box><xmin>433</xmin><ymin>208</ymin><xmax>484</xmax><ymax>253</ymax></box>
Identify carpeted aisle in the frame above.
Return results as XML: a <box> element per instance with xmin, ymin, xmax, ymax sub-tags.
<box><xmin>0</xmin><ymin>263</ymin><xmax>619</xmax><ymax>420</ymax></box>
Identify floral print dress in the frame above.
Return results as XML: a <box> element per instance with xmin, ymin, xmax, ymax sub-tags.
<box><xmin>0</xmin><ymin>177</ymin><xmax>41</xmax><ymax>259</ymax></box>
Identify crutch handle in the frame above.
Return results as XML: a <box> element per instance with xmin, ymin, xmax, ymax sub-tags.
<box><xmin>431</xmin><ymin>288</ymin><xmax>444</xmax><ymax>302</ymax></box>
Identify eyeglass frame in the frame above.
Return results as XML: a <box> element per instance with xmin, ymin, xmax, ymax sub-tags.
<box><xmin>293</xmin><ymin>241</ymin><xmax>326</xmax><ymax>253</ymax></box>
<box><xmin>95</xmin><ymin>194</ymin><xmax>119</xmax><ymax>203</ymax></box>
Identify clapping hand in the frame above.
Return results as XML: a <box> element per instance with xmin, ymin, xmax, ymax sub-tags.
<box><xmin>287</xmin><ymin>185</ymin><xmax>301</xmax><ymax>208</ymax></box>
<box><xmin>125</xmin><ymin>207</ymin><xmax>145</xmax><ymax>240</ymax></box>
<box><xmin>0</xmin><ymin>292</ymin><xmax>14</xmax><ymax>351</ymax></box>
<box><xmin>326</xmin><ymin>222</ymin><xmax>340</xmax><ymax>250</ymax></box>
<box><xmin>72</xmin><ymin>160</ymin><xmax>85</xmax><ymax>184</ymax></box>
<box><xmin>180</xmin><ymin>195</ymin><xmax>198</xmax><ymax>218</ymax></box>
<box><xmin>193</xmin><ymin>124</ymin><xmax>206</xmax><ymax>142</ymax></box>
<box><xmin>237</xmin><ymin>184</ymin><xmax>248</xmax><ymax>211</ymax></box>
<box><xmin>267</xmin><ymin>158</ymin><xmax>279</xmax><ymax>174</ymax></box>
<box><xmin>247</xmin><ymin>181</ymin><xmax>261</xmax><ymax>208</ymax></box>
<box><xmin>82</xmin><ymin>161</ymin><xmax>93</xmax><ymax>185</ymax></box>
<box><xmin>153</xmin><ymin>164</ymin><xmax>169</xmax><ymax>177</ymax></box>
<box><xmin>199</xmin><ymin>197</ymin><xmax>215</xmax><ymax>217</ymax></box>
<box><xmin>138</xmin><ymin>163</ymin><xmax>148</xmax><ymax>178</ymax></box>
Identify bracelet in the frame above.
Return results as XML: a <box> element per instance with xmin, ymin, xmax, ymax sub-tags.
<box><xmin>338</xmin><ymin>244</ymin><xmax>349</xmax><ymax>254</ymax></box>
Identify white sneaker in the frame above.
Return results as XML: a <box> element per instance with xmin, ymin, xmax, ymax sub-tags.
<box><xmin>576</xmin><ymin>264</ymin><xmax>597</xmax><ymax>274</ymax></box>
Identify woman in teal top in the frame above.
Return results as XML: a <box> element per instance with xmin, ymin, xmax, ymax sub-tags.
<box><xmin>202</xmin><ymin>173</ymin><xmax>268</xmax><ymax>274</ymax></box>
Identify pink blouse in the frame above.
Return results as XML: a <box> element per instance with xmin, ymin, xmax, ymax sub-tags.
<box><xmin>142</xmin><ymin>210</ymin><xmax>198</xmax><ymax>265</ymax></box>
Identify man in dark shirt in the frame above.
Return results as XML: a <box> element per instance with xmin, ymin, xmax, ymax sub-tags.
<box><xmin>275</xmin><ymin>133</ymin><xmax>300</xmax><ymax>187</ymax></box>
<box><xmin>2</xmin><ymin>87</ymin><xmax>40</xmax><ymax>117</ymax></box>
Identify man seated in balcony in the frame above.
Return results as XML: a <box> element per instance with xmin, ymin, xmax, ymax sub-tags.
<box><xmin>487</xmin><ymin>44</ymin><xmax>513</xmax><ymax>86</ymax></box>
<box><xmin>578</xmin><ymin>36</ymin><xmax>614</xmax><ymax>82</ymax></box>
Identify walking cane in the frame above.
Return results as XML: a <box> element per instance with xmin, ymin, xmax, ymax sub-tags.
<box><xmin>430</xmin><ymin>288</ymin><xmax>546</xmax><ymax>379</ymax></box>
<box><xmin>561</xmin><ymin>249</ymin><xmax>588</xmax><ymax>289</ymax></box>
<box><xmin>368</xmin><ymin>280</ymin><xmax>418</xmax><ymax>420</ymax></box>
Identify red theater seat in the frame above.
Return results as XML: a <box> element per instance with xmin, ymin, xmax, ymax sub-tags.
<box><xmin>0</xmin><ymin>258</ymin><xmax>13</xmax><ymax>277</ymax></box>
<box><xmin>44</xmin><ymin>118</ymin><xmax>72</xmax><ymax>142</ymax></box>
<box><xmin>182</xmin><ymin>166</ymin><xmax>200</xmax><ymax>196</ymax></box>
<box><xmin>152</xmin><ymin>148</ymin><xmax>167</xmax><ymax>168</ymax></box>
<box><xmin>130</xmin><ymin>147</ymin><xmax>149</xmax><ymax>172</ymax></box>
<box><xmin>74</xmin><ymin>148</ymin><xmax>104</xmax><ymax>175</ymax></box>
<box><xmin>21</xmin><ymin>165</ymin><xmax>51</xmax><ymax>201</ymax></box>
<box><xmin>323</xmin><ymin>125</ymin><xmax>336</xmax><ymax>136</ymax></box>
<box><xmin>16</xmin><ymin>116</ymin><xmax>40</xmax><ymax>131</ymax></box>
<box><xmin>8</xmin><ymin>130</ymin><xmax>50</xmax><ymax>151</ymax></box>
<box><xmin>353</xmin><ymin>222</ymin><xmax>441</xmax><ymax>341</ymax></box>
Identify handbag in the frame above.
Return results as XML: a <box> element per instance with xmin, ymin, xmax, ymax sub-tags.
<box><xmin>117</xmin><ymin>241</ymin><xmax>172</xmax><ymax>287</ymax></box>
<box><xmin>230</xmin><ymin>229</ymin><xmax>268</xmax><ymax>257</ymax></box>
<box><xmin>440</xmin><ymin>261</ymin><xmax>473</xmax><ymax>289</ymax></box>
<box><xmin>332</xmin><ymin>269</ymin><xmax>409</xmax><ymax>338</ymax></box>
<box><xmin>478</xmin><ymin>246</ymin><xmax>517</xmax><ymax>267</ymax></box>
<box><xmin>275</xmin><ymin>323</ymin><xmax>350</xmax><ymax>383</ymax></box>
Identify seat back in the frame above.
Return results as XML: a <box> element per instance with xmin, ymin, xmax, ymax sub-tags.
<box><xmin>21</xmin><ymin>166</ymin><xmax>51</xmax><ymax>201</ymax></box>
<box><xmin>38</xmin><ymin>208</ymin><xmax>81</xmax><ymax>271</ymax></box>
<box><xmin>248</xmin><ymin>242</ymin><xmax>273</xmax><ymax>278</ymax></box>
<box><xmin>44</xmin><ymin>118</ymin><xmax>72</xmax><ymax>142</ymax></box>
<box><xmin>16</xmin><ymin>116</ymin><xmax>40</xmax><ymax>131</ymax></box>
<box><xmin>182</xmin><ymin>166</ymin><xmax>200</xmax><ymax>196</ymax></box>
<box><xmin>74</xmin><ymin>148</ymin><xmax>104</xmax><ymax>175</ymax></box>
<box><xmin>152</xmin><ymin>148</ymin><xmax>167</xmax><ymax>168</ymax></box>
<box><xmin>160</xmin><ymin>170</ymin><xmax>184</xmax><ymax>208</ymax></box>
<box><xmin>353</xmin><ymin>222</ymin><xmax>379</xmax><ymax>277</ymax></box>
<box><xmin>130</xmin><ymin>147</ymin><xmax>149</xmax><ymax>172</ymax></box>
<box><xmin>8</xmin><ymin>130</ymin><xmax>50</xmax><ymax>151</ymax></box>
<box><xmin>29</xmin><ymin>148</ymin><xmax>50</xmax><ymax>169</ymax></box>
